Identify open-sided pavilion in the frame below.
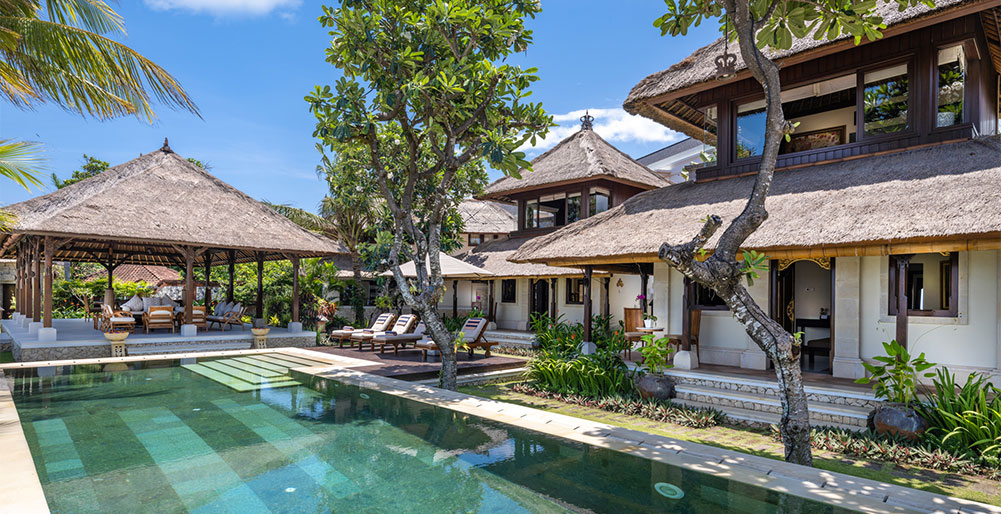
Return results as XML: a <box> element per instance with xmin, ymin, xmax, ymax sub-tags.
<box><xmin>0</xmin><ymin>141</ymin><xmax>346</xmax><ymax>359</ymax></box>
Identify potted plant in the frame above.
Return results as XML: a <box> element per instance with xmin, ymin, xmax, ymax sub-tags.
<box><xmin>634</xmin><ymin>333</ymin><xmax>675</xmax><ymax>400</ymax></box>
<box><xmin>855</xmin><ymin>339</ymin><xmax>936</xmax><ymax>441</ymax></box>
<box><xmin>642</xmin><ymin>312</ymin><xmax>657</xmax><ymax>329</ymax></box>
<box><xmin>635</xmin><ymin>293</ymin><xmax>646</xmax><ymax>309</ymax></box>
<box><xmin>103</xmin><ymin>329</ymin><xmax>129</xmax><ymax>342</ymax></box>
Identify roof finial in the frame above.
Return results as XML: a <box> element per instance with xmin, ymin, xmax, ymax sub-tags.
<box><xmin>161</xmin><ymin>137</ymin><xmax>172</xmax><ymax>153</ymax></box>
<box><xmin>580</xmin><ymin>110</ymin><xmax>594</xmax><ymax>131</ymax></box>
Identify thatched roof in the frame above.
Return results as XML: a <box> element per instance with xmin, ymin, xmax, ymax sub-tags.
<box><xmin>624</xmin><ymin>0</ymin><xmax>975</xmax><ymax>135</ymax></box>
<box><xmin>0</xmin><ymin>142</ymin><xmax>346</xmax><ymax>266</ymax></box>
<box><xmin>82</xmin><ymin>264</ymin><xmax>180</xmax><ymax>287</ymax></box>
<box><xmin>386</xmin><ymin>252</ymin><xmax>494</xmax><ymax>279</ymax></box>
<box><xmin>458</xmin><ymin>199</ymin><xmax>516</xmax><ymax>234</ymax></box>
<box><xmin>512</xmin><ymin>137</ymin><xmax>1001</xmax><ymax>265</ymax></box>
<box><xmin>455</xmin><ymin>236</ymin><xmax>600</xmax><ymax>279</ymax></box>
<box><xmin>480</xmin><ymin>129</ymin><xmax>669</xmax><ymax>201</ymax></box>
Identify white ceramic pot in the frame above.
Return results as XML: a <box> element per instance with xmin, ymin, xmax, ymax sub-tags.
<box><xmin>643</xmin><ymin>319</ymin><xmax>655</xmax><ymax>329</ymax></box>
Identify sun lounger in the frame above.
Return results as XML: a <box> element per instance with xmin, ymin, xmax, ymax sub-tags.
<box><xmin>415</xmin><ymin>317</ymin><xmax>495</xmax><ymax>361</ymax></box>
<box><xmin>373</xmin><ymin>321</ymin><xmax>427</xmax><ymax>355</ymax></box>
<box><xmin>207</xmin><ymin>303</ymin><xmax>245</xmax><ymax>331</ymax></box>
<box><xmin>350</xmin><ymin>314</ymin><xmax>418</xmax><ymax>351</ymax></box>
<box><xmin>329</xmin><ymin>313</ymin><xmax>394</xmax><ymax>348</ymax></box>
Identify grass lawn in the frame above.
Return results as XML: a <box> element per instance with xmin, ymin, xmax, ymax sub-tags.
<box><xmin>459</xmin><ymin>381</ymin><xmax>1001</xmax><ymax>507</ymax></box>
<box><xmin>0</xmin><ymin>351</ymin><xmax>12</xmax><ymax>363</ymax></box>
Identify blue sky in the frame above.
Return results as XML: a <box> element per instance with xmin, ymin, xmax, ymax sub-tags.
<box><xmin>1</xmin><ymin>1</ymin><xmax>720</xmax><ymax>210</ymax></box>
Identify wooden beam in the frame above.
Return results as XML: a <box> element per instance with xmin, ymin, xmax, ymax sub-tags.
<box><xmin>291</xmin><ymin>255</ymin><xmax>300</xmax><ymax>323</ymax></box>
<box><xmin>42</xmin><ymin>236</ymin><xmax>64</xmax><ymax>328</ymax></box>
<box><xmin>682</xmin><ymin>278</ymin><xmax>692</xmax><ymax>352</ymax></box>
<box><xmin>183</xmin><ymin>246</ymin><xmax>195</xmax><ymax>325</ymax></box>
<box><xmin>895</xmin><ymin>255</ymin><xmax>913</xmax><ymax>347</ymax></box>
<box><xmin>227</xmin><ymin>250</ymin><xmax>236</xmax><ymax>302</ymax></box>
<box><xmin>203</xmin><ymin>252</ymin><xmax>213</xmax><ymax>312</ymax></box>
<box><xmin>550</xmin><ymin>277</ymin><xmax>557</xmax><ymax>319</ymax></box>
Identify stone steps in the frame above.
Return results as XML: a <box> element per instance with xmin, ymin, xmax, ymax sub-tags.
<box><xmin>664</xmin><ymin>369</ymin><xmax>881</xmax><ymax>411</ymax></box>
<box><xmin>672</xmin><ymin>398</ymin><xmax>862</xmax><ymax>432</ymax></box>
<box><xmin>673</xmin><ymin>383</ymin><xmax>871</xmax><ymax>428</ymax></box>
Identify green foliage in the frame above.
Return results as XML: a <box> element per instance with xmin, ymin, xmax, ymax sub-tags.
<box><xmin>653</xmin><ymin>0</ymin><xmax>936</xmax><ymax>53</ymax></box>
<box><xmin>740</xmin><ymin>250</ymin><xmax>769</xmax><ymax>287</ymax></box>
<box><xmin>919</xmin><ymin>368</ymin><xmax>1001</xmax><ymax>460</ymax></box>
<box><xmin>590</xmin><ymin>313</ymin><xmax>628</xmax><ymax>353</ymax></box>
<box><xmin>51</xmin><ymin>154</ymin><xmax>108</xmax><ymax>188</ymax></box>
<box><xmin>855</xmin><ymin>339</ymin><xmax>935</xmax><ymax>405</ymax></box>
<box><xmin>530</xmin><ymin>312</ymin><xmax>583</xmax><ymax>356</ymax></box>
<box><xmin>526</xmin><ymin>351</ymin><xmax>633</xmax><ymax>398</ymax></box>
<box><xmin>512</xmin><ymin>384</ymin><xmax>724</xmax><ymax>429</ymax></box>
<box><xmin>50</xmin><ymin>278</ymin><xmax>157</xmax><ymax>317</ymax></box>
<box><xmin>638</xmin><ymin>333</ymin><xmax>675</xmax><ymax>375</ymax></box>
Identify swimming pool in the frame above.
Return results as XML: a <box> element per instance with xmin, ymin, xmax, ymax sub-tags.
<box><xmin>7</xmin><ymin>353</ymin><xmax>859</xmax><ymax>513</ymax></box>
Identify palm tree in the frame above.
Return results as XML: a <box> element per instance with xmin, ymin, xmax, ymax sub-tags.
<box><xmin>268</xmin><ymin>145</ymin><xmax>379</xmax><ymax>323</ymax></box>
<box><xmin>0</xmin><ymin>0</ymin><xmax>199</xmax><ymax>194</ymax></box>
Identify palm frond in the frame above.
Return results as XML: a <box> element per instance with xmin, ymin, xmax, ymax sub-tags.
<box><xmin>0</xmin><ymin>208</ymin><xmax>18</xmax><ymax>232</ymax></box>
<box><xmin>0</xmin><ymin>138</ymin><xmax>45</xmax><ymax>190</ymax></box>
<box><xmin>45</xmin><ymin>0</ymin><xmax>124</xmax><ymax>35</ymax></box>
<box><xmin>265</xmin><ymin>201</ymin><xmax>337</xmax><ymax>234</ymax></box>
<box><xmin>0</xmin><ymin>15</ymin><xmax>199</xmax><ymax>121</ymax></box>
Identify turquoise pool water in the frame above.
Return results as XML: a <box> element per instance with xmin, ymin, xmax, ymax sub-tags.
<box><xmin>9</xmin><ymin>354</ymin><xmax>857</xmax><ymax>513</ymax></box>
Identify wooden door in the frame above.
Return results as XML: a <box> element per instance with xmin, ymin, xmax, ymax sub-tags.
<box><xmin>530</xmin><ymin>279</ymin><xmax>549</xmax><ymax>320</ymax></box>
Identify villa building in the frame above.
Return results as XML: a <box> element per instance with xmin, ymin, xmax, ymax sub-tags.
<box><xmin>510</xmin><ymin>0</ymin><xmax>1001</xmax><ymax>384</ymax></box>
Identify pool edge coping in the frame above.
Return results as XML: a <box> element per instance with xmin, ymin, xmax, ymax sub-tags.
<box><xmin>0</xmin><ymin>368</ymin><xmax>51</xmax><ymax>514</ymax></box>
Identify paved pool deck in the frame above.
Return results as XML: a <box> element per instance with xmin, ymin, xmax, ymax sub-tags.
<box><xmin>302</xmin><ymin>345</ymin><xmax>525</xmax><ymax>380</ymax></box>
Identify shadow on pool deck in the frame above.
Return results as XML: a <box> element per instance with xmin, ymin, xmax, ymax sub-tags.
<box><xmin>303</xmin><ymin>345</ymin><xmax>525</xmax><ymax>381</ymax></box>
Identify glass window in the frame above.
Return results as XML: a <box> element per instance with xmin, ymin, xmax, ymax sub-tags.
<box><xmin>565</xmin><ymin>278</ymin><xmax>584</xmax><ymax>304</ymax></box>
<box><xmin>589</xmin><ymin>187</ymin><xmax>609</xmax><ymax>216</ymax></box>
<box><xmin>501</xmin><ymin>279</ymin><xmax>517</xmax><ymax>303</ymax></box>
<box><xmin>736</xmin><ymin>74</ymin><xmax>856</xmax><ymax>159</ymax></box>
<box><xmin>567</xmin><ymin>194</ymin><xmax>581</xmax><ymax>223</ymax></box>
<box><xmin>937</xmin><ymin>45</ymin><xmax>965</xmax><ymax>127</ymax></box>
<box><xmin>525</xmin><ymin>200</ymin><xmax>538</xmax><ymax>229</ymax></box>
<box><xmin>889</xmin><ymin>253</ymin><xmax>957</xmax><ymax>316</ymax></box>
<box><xmin>691</xmin><ymin>280</ymin><xmax>727</xmax><ymax>309</ymax></box>
<box><xmin>864</xmin><ymin>63</ymin><xmax>909</xmax><ymax>136</ymax></box>
<box><xmin>539</xmin><ymin>193</ymin><xmax>566</xmax><ymax>228</ymax></box>
<box><xmin>468</xmin><ymin>234</ymin><xmax>482</xmax><ymax>246</ymax></box>
<box><xmin>700</xmin><ymin>105</ymin><xmax>718</xmax><ymax>164</ymax></box>
<box><xmin>736</xmin><ymin>100</ymin><xmax>766</xmax><ymax>159</ymax></box>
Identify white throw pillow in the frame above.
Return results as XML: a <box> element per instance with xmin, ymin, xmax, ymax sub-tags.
<box><xmin>158</xmin><ymin>296</ymin><xmax>177</xmax><ymax>308</ymax></box>
<box><xmin>141</xmin><ymin>297</ymin><xmax>155</xmax><ymax>312</ymax></box>
<box><xmin>123</xmin><ymin>294</ymin><xmax>144</xmax><ymax>312</ymax></box>
<box><xmin>229</xmin><ymin>303</ymin><xmax>242</xmax><ymax>314</ymax></box>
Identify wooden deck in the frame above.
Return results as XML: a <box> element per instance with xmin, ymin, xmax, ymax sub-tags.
<box><xmin>303</xmin><ymin>345</ymin><xmax>526</xmax><ymax>381</ymax></box>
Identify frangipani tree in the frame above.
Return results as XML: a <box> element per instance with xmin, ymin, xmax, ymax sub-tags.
<box><xmin>653</xmin><ymin>0</ymin><xmax>938</xmax><ymax>466</ymax></box>
<box><xmin>308</xmin><ymin>0</ymin><xmax>551</xmax><ymax>390</ymax></box>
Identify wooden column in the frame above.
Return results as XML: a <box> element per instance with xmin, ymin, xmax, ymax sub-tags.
<box><xmin>452</xmin><ymin>280</ymin><xmax>458</xmax><ymax>318</ymax></box>
<box><xmin>43</xmin><ymin>237</ymin><xmax>55</xmax><ymax>328</ymax></box>
<box><xmin>640</xmin><ymin>271</ymin><xmax>649</xmax><ymax>314</ymax></box>
<box><xmin>583</xmin><ymin>266</ymin><xmax>593</xmax><ymax>342</ymax></box>
<box><xmin>15</xmin><ymin>248</ymin><xmax>23</xmax><ymax>315</ymax></box>
<box><xmin>227</xmin><ymin>250</ymin><xmax>236</xmax><ymax>302</ymax></box>
<box><xmin>184</xmin><ymin>246</ymin><xmax>195</xmax><ymax>324</ymax></box>
<box><xmin>290</xmin><ymin>255</ymin><xmax>300</xmax><ymax>323</ymax></box>
<box><xmin>682</xmin><ymin>278</ymin><xmax>692</xmax><ymax>351</ymax></box>
<box><xmin>602</xmin><ymin>277</ymin><xmax>610</xmax><ymax>317</ymax></box>
<box><xmin>894</xmin><ymin>255</ymin><xmax>913</xmax><ymax>347</ymax></box>
<box><xmin>549</xmin><ymin>278</ymin><xmax>557</xmax><ymax>318</ymax></box>
<box><xmin>487</xmin><ymin>280</ymin><xmax>495</xmax><ymax>321</ymax></box>
<box><xmin>256</xmin><ymin>253</ymin><xmax>264</xmax><ymax>320</ymax></box>
<box><xmin>31</xmin><ymin>239</ymin><xmax>41</xmax><ymax>322</ymax></box>
<box><xmin>203</xmin><ymin>252</ymin><xmax>213</xmax><ymax>310</ymax></box>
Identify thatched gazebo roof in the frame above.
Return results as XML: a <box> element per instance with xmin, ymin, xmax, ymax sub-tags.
<box><xmin>512</xmin><ymin>137</ymin><xmax>1001</xmax><ymax>266</ymax></box>
<box><xmin>0</xmin><ymin>141</ymin><xmax>347</xmax><ymax>265</ymax></box>
<box><xmin>479</xmin><ymin>129</ymin><xmax>668</xmax><ymax>202</ymax></box>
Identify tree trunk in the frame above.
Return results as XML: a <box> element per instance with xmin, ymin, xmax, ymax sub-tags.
<box><xmin>418</xmin><ymin>305</ymin><xmax>458</xmax><ymax>390</ymax></box>
<box><xmin>350</xmin><ymin>251</ymin><xmax>364</xmax><ymax>324</ymax></box>
<box><xmin>656</xmin><ymin>0</ymin><xmax>813</xmax><ymax>466</ymax></box>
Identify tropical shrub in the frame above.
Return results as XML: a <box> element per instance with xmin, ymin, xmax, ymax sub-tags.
<box><xmin>530</xmin><ymin>312</ymin><xmax>583</xmax><ymax>355</ymax></box>
<box><xmin>855</xmin><ymin>339</ymin><xmax>935</xmax><ymax>404</ymax></box>
<box><xmin>590</xmin><ymin>314</ymin><xmax>628</xmax><ymax>353</ymax></box>
<box><xmin>638</xmin><ymin>333</ymin><xmax>675</xmax><ymax>374</ymax></box>
<box><xmin>919</xmin><ymin>368</ymin><xmax>1001</xmax><ymax>460</ymax></box>
<box><xmin>512</xmin><ymin>384</ymin><xmax>724</xmax><ymax>429</ymax></box>
<box><xmin>526</xmin><ymin>349</ymin><xmax>632</xmax><ymax>397</ymax></box>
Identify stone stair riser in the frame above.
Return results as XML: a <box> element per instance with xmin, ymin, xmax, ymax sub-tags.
<box><xmin>675</xmin><ymin>390</ymin><xmax>868</xmax><ymax>428</ymax></box>
<box><xmin>668</xmin><ymin>374</ymin><xmax>880</xmax><ymax>411</ymax></box>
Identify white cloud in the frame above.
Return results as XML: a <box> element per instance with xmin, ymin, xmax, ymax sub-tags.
<box><xmin>520</xmin><ymin>107</ymin><xmax>682</xmax><ymax>154</ymax></box>
<box><xmin>144</xmin><ymin>0</ymin><xmax>301</xmax><ymax>16</ymax></box>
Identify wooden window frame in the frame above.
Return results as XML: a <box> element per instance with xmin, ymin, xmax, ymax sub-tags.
<box><xmin>565</xmin><ymin>278</ymin><xmax>584</xmax><ymax>305</ymax></box>
<box><xmin>468</xmin><ymin>233</ymin><xmax>482</xmax><ymax>246</ymax></box>
<box><xmin>889</xmin><ymin>252</ymin><xmax>958</xmax><ymax>317</ymax></box>
<box><xmin>684</xmin><ymin>277</ymin><xmax>729</xmax><ymax>311</ymax></box>
<box><xmin>501</xmin><ymin>279</ymin><xmax>517</xmax><ymax>303</ymax></box>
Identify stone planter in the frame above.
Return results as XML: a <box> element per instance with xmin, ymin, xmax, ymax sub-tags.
<box><xmin>251</xmin><ymin>327</ymin><xmax>270</xmax><ymax>349</ymax></box>
<box><xmin>104</xmin><ymin>331</ymin><xmax>129</xmax><ymax>343</ymax></box>
<box><xmin>635</xmin><ymin>373</ymin><xmax>676</xmax><ymax>401</ymax></box>
<box><xmin>867</xmin><ymin>403</ymin><xmax>928</xmax><ymax>441</ymax></box>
